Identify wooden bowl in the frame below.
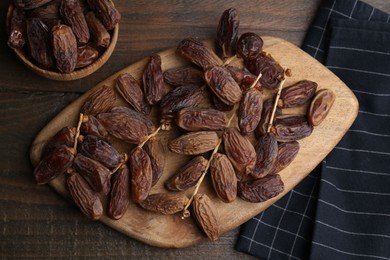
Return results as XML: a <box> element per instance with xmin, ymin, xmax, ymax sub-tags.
<box><xmin>7</xmin><ymin>4</ymin><xmax>119</xmax><ymax>81</ymax></box>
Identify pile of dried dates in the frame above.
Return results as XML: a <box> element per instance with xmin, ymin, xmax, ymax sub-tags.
<box><xmin>32</xmin><ymin>8</ymin><xmax>335</xmax><ymax>241</ymax></box>
<box><xmin>7</xmin><ymin>0</ymin><xmax>120</xmax><ymax>73</ymax></box>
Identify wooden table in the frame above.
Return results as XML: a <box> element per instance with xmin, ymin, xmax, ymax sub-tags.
<box><xmin>1</xmin><ymin>0</ymin><xmax>389</xmax><ymax>258</ymax></box>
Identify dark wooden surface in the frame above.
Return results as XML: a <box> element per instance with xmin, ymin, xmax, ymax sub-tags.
<box><xmin>1</xmin><ymin>0</ymin><xmax>389</xmax><ymax>259</ymax></box>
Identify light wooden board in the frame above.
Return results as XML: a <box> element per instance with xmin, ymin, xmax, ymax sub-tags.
<box><xmin>30</xmin><ymin>36</ymin><xmax>359</xmax><ymax>248</ymax></box>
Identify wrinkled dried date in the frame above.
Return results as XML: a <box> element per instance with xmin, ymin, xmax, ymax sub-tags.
<box><xmin>73</xmin><ymin>153</ymin><xmax>111</xmax><ymax>194</ymax></box>
<box><xmin>278</xmin><ymin>80</ymin><xmax>317</xmax><ymax>108</ymax></box>
<box><xmin>8</xmin><ymin>7</ymin><xmax>26</xmax><ymax>49</ymax></box>
<box><xmin>144</xmin><ymin>137</ymin><xmax>165</xmax><ymax>187</ymax></box>
<box><xmin>308</xmin><ymin>89</ymin><xmax>336</xmax><ymax>126</ymax></box>
<box><xmin>238</xmin><ymin>88</ymin><xmax>263</xmax><ymax>135</ymax></box>
<box><xmin>139</xmin><ymin>193</ymin><xmax>189</xmax><ymax>215</ymax></box>
<box><xmin>256</xmin><ymin>99</ymin><xmax>282</xmax><ymax>138</ymax></box>
<box><xmin>27</xmin><ymin>0</ymin><xmax>60</xmax><ymax>22</ymax></box>
<box><xmin>78</xmin><ymin>135</ymin><xmax>121</xmax><ymax>169</ymax></box>
<box><xmin>110</xmin><ymin>106</ymin><xmax>155</xmax><ymax>134</ymax></box>
<box><xmin>60</xmin><ymin>0</ymin><xmax>90</xmax><ymax>44</ymax></box>
<box><xmin>160</xmin><ymin>84</ymin><xmax>208</xmax><ymax>120</ymax></box>
<box><xmin>269</xmin><ymin>141</ymin><xmax>300</xmax><ymax>175</ymax></box>
<box><xmin>169</xmin><ymin>131</ymin><xmax>219</xmax><ymax>155</ymax></box>
<box><xmin>204</xmin><ymin>66</ymin><xmax>242</xmax><ymax>105</ymax></box>
<box><xmin>176</xmin><ymin>107</ymin><xmax>228</xmax><ymax>131</ymax></box>
<box><xmin>27</xmin><ymin>18</ymin><xmax>53</xmax><ymax>69</ymax></box>
<box><xmin>244</xmin><ymin>52</ymin><xmax>284</xmax><ymax>89</ymax></box>
<box><xmin>67</xmin><ymin>172</ymin><xmax>103</xmax><ymax>220</ymax></box>
<box><xmin>223</xmin><ymin>127</ymin><xmax>256</xmax><ymax>179</ymax></box>
<box><xmin>116</xmin><ymin>73</ymin><xmax>151</xmax><ymax>115</ymax></box>
<box><xmin>163</xmin><ymin>66</ymin><xmax>205</xmax><ymax>87</ymax></box>
<box><xmin>177</xmin><ymin>38</ymin><xmax>223</xmax><ymax>70</ymax></box>
<box><xmin>85</xmin><ymin>11</ymin><xmax>110</xmax><ymax>47</ymax></box>
<box><xmin>143</xmin><ymin>54</ymin><xmax>165</xmax><ymax>105</ymax></box>
<box><xmin>216</xmin><ymin>8</ymin><xmax>239</xmax><ymax>58</ymax></box>
<box><xmin>52</xmin><ymin>24</ymin><xmax>78</xmax><ymax>73</ymax></box>
<box><xmin>210</xmin><ymin>153</ymin><xmax>237</xmax><ymax>203</ymax></box>
<box><xmin>107</xmin><ymin>164</ymin><xmax>129</xmax><ymax>220</ymax></box>
<box><xmin>87</xmin><ymin>0</ymin><xmax>121</xmax><ymax>30</ymax></box>
<box><xmin>80</xmin><ymin>114</ymin><xmax>109</xmax><ymax>140</ymax></box>
<box><xmin>236</xmin><ymin>32</ymin><xmax>263</xmax><ymax>60</ymax></box>
<box><xmin>129</xmin><ymin>147</ymin><xmax>152</xmax><ymax>203</ymax></box>
<box><xmin>226</xmin><ymin>66</ymin><xmax>261</xmax><ymax>91</ymax></box>
<box><xmin>252</xmin><ymin>133</ymin><xmax>278</xmax><ymax>179</ymax></box>
<box><xmin>81</xmin><ymin>85</ymin><xmax>116</xmax><ymax>116</ymax></box>
<box><xmin>97</xmin><ymin>112</ymin><xmax>149</xmax><ymax>144</ymax></box>
<box><xmin>271</xmin><ymin>115</ymin><xmax>313</xmax><ymax>142</ymax></box>
<box><xmin>42</xmin><ymin>126</ymin><xmax>76</xmax><ymax>157</ymax></box>
<box><xmin>34</xmin><ymin>146</ymin><xmax>74</xmax><ymax>184</ymax></box>
<box><xmin>192</xmin><ymin>193</ymin><xmax>219</xmax><ymax>241</ymax></box>
<box><xmin>76</xmin><ymin>45</ymin><xmax>99</xmax><ymax>69</ymax></box>
<box><xmin>238</xmin><ymin>174</ymin><xmax>284</xmax><ymax>203</ymax></box>
<box><xmin>165</xmin><ymin>156</ymin><xmax>208</xmax><ymax>192</ymax></box>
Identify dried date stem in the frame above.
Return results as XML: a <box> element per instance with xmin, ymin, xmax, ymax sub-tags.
<box><xmin>137</xmin><ymin>125</ymin><xmax>163</xmax><ymax>148</ymax></box>
<box><xmin>267</xmin><ymin>70</ymin><xmax>287</xmax><ymax>133</ymax></box>
<box><xmin>110</xmin><ymin>153</ymin><xmax>129</xmax><ymax>175</ymax></box>
<box><xmin>73</xmin><ymin>113</ymin><xmax>85</xmax><ymax>151</ymax></box>
<box><xmin>182</xmin><ymin>73</ymin><xmax>262</xmax><ymax>219</ymax></box>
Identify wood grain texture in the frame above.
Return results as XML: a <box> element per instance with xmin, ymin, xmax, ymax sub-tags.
<box><xmin>1</xmin><ymin>0</ymin><xmax>389</xmax><ymax>258</ymax></box>
<box><xmin>30</xmin><ymin>37</ymin><xmax>358</xmax><ymax>248</ymax></box>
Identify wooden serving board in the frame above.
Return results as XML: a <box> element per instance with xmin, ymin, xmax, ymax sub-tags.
<box><xmin>30</xmin><ymin>36</ymin><xmax>358</xmax><ymax>248</ymax></box>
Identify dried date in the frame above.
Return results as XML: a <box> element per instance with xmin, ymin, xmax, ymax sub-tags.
<box><xmin>27</xmin><ymin>18</ymin><xmax>53</xmax><ymax>69</ymax></box>
<box><xmin>87</xmin><ymin>0</ymin><xmax>121</xmax><ymax>30</ymax></box>
<box><xmin>34</xmin><ymin>146</ymin><xmax>74</xmax><ymax>184</ymax></box>
<box><xmin>81</xmin><ymin>85</ymin><xmax>115</xmax><ymax>116</ymax></box>
<box><xmin>144</xmin><ymin>137</ymin><xmax>165</xmax><ymax>187</ymax></box>
<box><xmin>80</xmin><ymin>114</ymin><xmax>109</xmax><ymax>140</ymax></box>
<box><xmin>238</xmin><ymin>174</ymin><xmax>284</xmax><ymax>203</ymax></box>
<box><xmin>163</xmin><ymin>66</ymin><xmax>205</xmax><ymax>87</ymax></box>
<box><xmin>110</xmin><ymin>106</ymin><xmax>155</xmax><ymax>134</ymax></box>
<box><xmin>129</xmin><ymin>147</ymin><xmax>152</xmax><ymax>203</ymax></box>
<box><xmin>139</xmin><ymin>193</ymin><xmax>189</xmax><ymax>215</ymax></box>
<box><xmin>165</xmin><ymin>156</ymin><xmax>208</xmax><ymax>192</ymax></box>
<box><xmin>67</xmin><ymin>172</ymin><xmax>103</xmax><ymax>220</ymax></box>
<box><xmin>271</xmin><ymin>115</ymin><xmax>313</xmax><ymax>142</ymax></box>
<box><xmin>236</xmin><ymin>32</ymin><xmax>263</xmax><ymax>60</ymax></box>
<box><xmin>85</xmin><ymin>11</ymin><xmax>110</xmax><ymax>47</ymax></box>
<box><xmin>216</xmin><ymin>8</ymin><xmax>239</xmax><ymax>58</ymax></box>
<box><xmin>8</xmin><ymin>7</ymin><xmax>26</xmax><ymax>49</ymax></box>
<box><xmin>176</xmin><ymin>107</ymin><xmax>228</xmax><ymax>131</ymax></box>
<box><xmin>252</xmin><ymin>133</ymin><xmax>278</xmax><ymax>178</ymax></box>
<box><xmin>52</xmin><ymin>24</ymin><xmax>78</xmax><ymax>73</ymax></box>
<box><xmin>210</xmin><ymin>153</ymin><xmax>237</xmax><ymax>203</ymax></box>
<box><xmin>73</xmin><ymin>153</ymin><xmax>111</xmax><ymax>194</ymax></box>
<box><xmin>97</xmin><ymin>112</ymin><xmax>149</xmax><ymax>144</ymax></box>
<box><xmin>160</xmin><ymin>84</ymin><xmax>207</xmax><ymax>121</ymax></box>
<box><xmin>169</xmin><ymin>131</ymin><xmax>219</xmax><ymax>155</ymax></box>
<box><xmin>78</xmin><ymin>135</ymin><xmax>121</xmax><ymax>169</ymax></box>
<box><xmin>278</xmin><ymin>80</ymin><xmax>317</xmax><ymax>108</ymax></box>
<box><xmin>192</xmin><ymin>193</ymin><xmax>219</xmax><ymax>241</ymax></box>
<box><xmin>226</xmin><ymin>66</ymin><xmax>261</xmax><ymax>91</ymax></box>
<box><xmin>115</xmin><ymin>73</ymin><xmax>151</xmax><ymax>115</ymax></box>
<box><xmin>177</xmin><ymin>38</ymin><xmax>223</xmax><ymax>70</ymax></box>
<box><xmin>42</xmin><ymin>126</ymin><xmax>76</xmax><ymax>157</ymax></box>
<box><xmin>107</xmin><ymin>164</ymin><xmax>129</xmax><ymax>220</ymax></box>
<box><xmin>60</xmin><ymin>0</ymin><xmax>90</xmax><ymax>44</ymax></box>
<box><xmin>269</xmin><ymin>141</ymin><xmax>300</xmax><ymax>175</ymax></box>
<box><xmin>222</xmin><ymin>127</ymin><xmax>256</xmax><ymax>179</ymax></box>
<box><xmin>238</xmin><ymin>88</ymin><xmax>263</xmax><ymax>135</ymax></box>
<box><xmin>204</xmin><ymin>66</ymin><xmax>242</xmax><ymax>105</ymax></box>
<box><xmin>142</xmin><ymin>54</ymin><xmax>165</xmax><ymax>105</ymax></box>
<box><xmin>76</xmin><ymin>45</ymin><xmax>99</xmax><ymax>69</ymax></box>
<box><xmin>244</xmin><ymin>52</ymin><xmax>284</xmax><ymax>89</ymax></box>
<box><xmin>308</xmin><ymin>89</ymin><xmax>336</xmax><ymax>126</ymax></box>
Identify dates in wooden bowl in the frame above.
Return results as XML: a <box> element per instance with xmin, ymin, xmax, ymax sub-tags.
<box><xmin>6</xmin><ymin>1</ymin><xmax>120</xmax><ymax>81</ymax></box>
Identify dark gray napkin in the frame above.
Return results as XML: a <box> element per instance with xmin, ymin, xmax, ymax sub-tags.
<box><xmin>236</xmin><ymin>1</ymin><xmax>390</xmax><ymax>259</ymax></box>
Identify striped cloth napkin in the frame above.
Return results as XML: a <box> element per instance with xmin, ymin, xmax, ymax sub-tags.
<box><xmin>236</xmin><ymin>0</ymin><xmax>390</xmax><ymax>259</ymax></box>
